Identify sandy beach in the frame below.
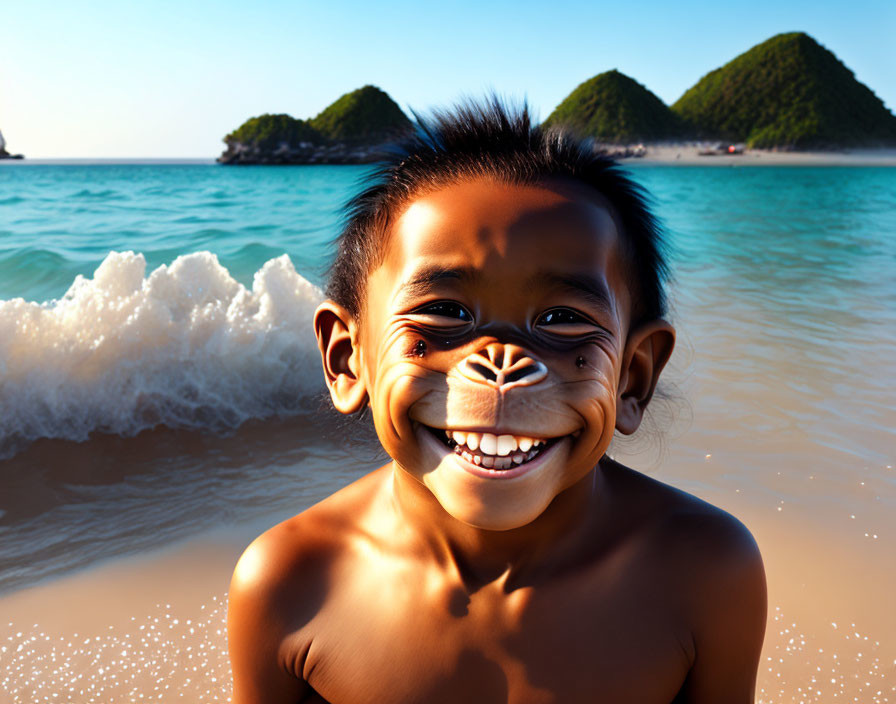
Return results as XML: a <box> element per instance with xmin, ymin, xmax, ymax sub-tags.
<box><xmin>628</xmin><ymin>145</ymin><xmax>896</xmax><ymax>166</ymax></box>
<box><xmin>0</xmin><ymin>530</ymin><xmax>241</xmax><ymax>702</ymax></box>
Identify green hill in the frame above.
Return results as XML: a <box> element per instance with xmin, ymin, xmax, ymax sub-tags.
<box><xmin>219</xmin><ymin>85</ymin><xmax>412</xmax><ymax>163</ymax></box>
<box><xmin>543</xmin><ymin>70</ymin><xmax>687</xmax><ymax>143</ymax></box>
<box><xmin>223</xmin><ymin>113</ymin><xmax>323</xmax><ymax>151</ymax></box>
<box><xmin>309</xmin><ymin>85</ymin><xmax>413</xmax><ymax>143</ymax></box>
<box><xmin>672</xmin><ymin>32</ymin><xmax>896</xmax><ymax>149</ymax></box>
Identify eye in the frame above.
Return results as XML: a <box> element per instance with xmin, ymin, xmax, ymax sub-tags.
<box><xmin>535</xmin><ymin>308</ymin><xmax>600</xmax><ymax>336</ymax></box>
<box><xmin>407</xmin><ymin>300</ymin><xmax>473</xmax><ymax>328</ymax></box>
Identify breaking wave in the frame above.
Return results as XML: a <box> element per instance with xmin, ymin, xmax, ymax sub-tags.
<box><xmin>0</xmin><ymin>251</ymin><xmax>326</xmax><ymax>458</ymax></box>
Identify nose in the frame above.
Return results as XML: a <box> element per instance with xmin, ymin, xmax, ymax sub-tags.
<box><xmin>458</xmin><ymin>343</ymin><xmax>548</xmax><ymax>390</ymax></box>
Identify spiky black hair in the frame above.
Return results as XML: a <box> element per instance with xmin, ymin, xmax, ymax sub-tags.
<box><xmin>327</xmin><ymin>96</ymin><xmax>669</xmax><ymax>326</ymax></box>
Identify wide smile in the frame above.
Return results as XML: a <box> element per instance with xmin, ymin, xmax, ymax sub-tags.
<box><xmin>417</xmin><ymin>424</ymin><xmax>577</xmax><ymax>479</ymax></box>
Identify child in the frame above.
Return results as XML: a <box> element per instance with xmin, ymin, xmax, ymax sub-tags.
<box><xmin>228</xmin><ymin>99</ymin><xmax>766</xmax><ymax>703</ymax></box>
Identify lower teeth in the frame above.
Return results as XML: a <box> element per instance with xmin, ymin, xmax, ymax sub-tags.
<box><xmin>453</xmin><ymin>445</ymin><xmax>538</xmax><ymax>469</ymax></box>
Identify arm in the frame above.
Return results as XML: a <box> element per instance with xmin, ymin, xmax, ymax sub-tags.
<box><xmin>675</xmin><ymin>513</ymin><xmax>768</xmax><ymax>703</ymax></box>
<box><xmin>227</xmin><ymin>532</ymin><xmax>311</xmax><ymax>704</ymax></box>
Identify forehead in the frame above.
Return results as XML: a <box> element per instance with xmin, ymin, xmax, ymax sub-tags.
<box><xmin>377</xmin><ymin>177</ymin><xmax>629</xmax><ymax>306</ymax></box>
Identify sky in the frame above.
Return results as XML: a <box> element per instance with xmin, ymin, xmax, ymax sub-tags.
<box><xmin>2</xmin><ymin>0</ymin><xmax>894</xmax><ymax>158</ymax></box>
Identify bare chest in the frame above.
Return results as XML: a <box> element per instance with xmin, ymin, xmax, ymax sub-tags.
<box><xmin>298</xmin><ymin>570</ymin><xmax>691</xmax><ymax>704</ymax></box>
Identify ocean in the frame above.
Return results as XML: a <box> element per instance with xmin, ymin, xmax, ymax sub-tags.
<box><xmin>1</xmin><ymin>161</ymin><xmax>894</xmax><ymax>702</ymax></box>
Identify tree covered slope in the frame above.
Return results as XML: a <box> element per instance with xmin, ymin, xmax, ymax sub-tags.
<box><xmin>308</xmin><ymin>85</ymin><xmax>412</xmax><ymax>143</ymax></box>
<box><xmin>543</xmin><ymin>70</ymin><xmax>687</xmax><ymax>143</ymax></box>
<box><xmin>219</xmin><ymin>85</ymin><xmax>412</xmax><ymax>163</ymax></box>
<box><xmin>672</xmin><ymin>32</ymin><xmax>896</xmax><ymax>149</ymax></box>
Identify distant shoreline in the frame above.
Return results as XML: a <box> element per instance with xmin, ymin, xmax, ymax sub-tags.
<box><xmin>0</xmin><ymin>157</ymin><xmax>217</xmax><ymax>166</ymax></box>
<box><xmin>3</xmin><ymin>149</ymin><xmax>896</xmax><ymax>167</ymax></box>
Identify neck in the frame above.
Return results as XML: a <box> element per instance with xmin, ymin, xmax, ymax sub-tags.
<box><xmin>389</xmin><ymin>463</ymin><xmax>604</xmax><ymax>590</ymax></box>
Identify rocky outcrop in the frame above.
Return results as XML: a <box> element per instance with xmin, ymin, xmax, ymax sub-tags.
<box><xmin>0</xmin><ymin>130</ymin><xmax>24</xmax><ymax>160</ymax></box>
<box><xmin>218</xmin><ymin>137</ymin><xmax>388</xmax><ymax>165</ymax></box>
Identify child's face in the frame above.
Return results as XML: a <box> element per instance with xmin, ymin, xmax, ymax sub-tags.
<box><xmin>342</xmin><ymin>177</ymin><xmax>668</xmax><ymax>530</ymax></box>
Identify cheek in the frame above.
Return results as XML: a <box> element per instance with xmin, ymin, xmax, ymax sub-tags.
<box><xmin>567</xmin><ymin>341</ymin><xmax>620</xmax><ymax>377</ymax></box>
<box><xmin>559</xmin><ymin>346</ymin><xmax>621</xmax><ymax>453</ymax></box>
<box><xmin>362</xmin><ymin>322</ymin><xmax>431</xmax><ymax>399</ymax></box>
<box><xmin>366</xmin><ymin>345</ymin><xmax>446</xmax><ymax>466</ymax></box>
<box><xmin>566</xmin><ymin>376</ymin><xmax>615</xmax><ymax>437</ymax></box>
<box><xmin>548</xmin><ymin>342</ymin><xmax>620</xmax><ymax>396</ymax></box>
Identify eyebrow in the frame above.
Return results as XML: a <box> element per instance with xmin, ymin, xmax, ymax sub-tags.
<box><xmin>398</xmin><ymin>266</ymin><xmax>477</xmax><ymax>301</ymax></box>
<box><xmin>528</xmin><ymin>272</ymin><xmax>616</xmax><ymax>318</ymax></box>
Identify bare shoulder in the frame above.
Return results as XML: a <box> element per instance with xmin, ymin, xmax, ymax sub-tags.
<box><xmin>601</xmin><ymin>458</ymin><xmax>767</xmax><ymax>702</ymax></box>
<box><xmin>230</xmin><ymin>463</ymin><xmax>390</xmax><ymax>619</ymax></box>
<box><xmin>227</xmin><ymin>465</ymin><xmax>390</xmax><ymax>702</ymax></box>
<box><xmin>602</xmin><ymin>457</ymin><xmax>764</xmax><ymax>576</ymax></box>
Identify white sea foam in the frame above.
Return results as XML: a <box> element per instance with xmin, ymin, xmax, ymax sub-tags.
<box><xmin>0</xmin><ymin>251</ymin><xmax>325</xmax><ymax>457</ymax></box>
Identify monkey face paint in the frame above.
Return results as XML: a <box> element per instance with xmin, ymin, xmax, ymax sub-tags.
<box><xmin>358</xmin><ymin>178</ymin><xmax>635</xmax><ymax>531</ymax></box>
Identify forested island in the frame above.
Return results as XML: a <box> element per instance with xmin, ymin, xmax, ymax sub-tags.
<box><xmin>219</xmin><ymin>32</ymin><xmax>896</xmax><ymax>164</ymax></box>
<box><xmin>547</xmin><ymin>33</ymin><xmax>896</xmax><ymax>150</ymax></box>
<box><xmin>218</xmin><ymin>85</ymin><xmax>412</xmax><ymax>164</ymax></box>
<box><xmin>672</xmin><ymin>32</ymin><xmax>896</xmax><ymax>148</ymax></box>
<box><xmin>543</xmin><ymin>70</ymin><xmax>688</xmax><ymax>145</ymax></box>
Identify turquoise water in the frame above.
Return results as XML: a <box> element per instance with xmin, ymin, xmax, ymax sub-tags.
<box><xmin>641</xmin><ymin>166</ymin><xmax>896</xmax><ymax>469</ymax></box>
<box><xmin>4</xmin><ymin>163</ymin><xmax>894</xmax><ymax>311</ymax></box>
<box><xmin>0</xmin><ymin>161</ymin><xmax>894</xmax><ymax>588</ymax></box>
<box><xmin>0</xmin><ymin>162</ymin><xmax>357</xmax><ymax>302</ymax></box>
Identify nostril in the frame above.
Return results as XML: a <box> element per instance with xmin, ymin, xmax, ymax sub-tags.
<box><xmin>467</xmin><ymin>361</ymin><xmax>499</xmax><ymax>382</ymax></box>
<box><xmin>504</xmin><ymin>364</ymin><xmax>542</xmax><ymax>384</ymax></box>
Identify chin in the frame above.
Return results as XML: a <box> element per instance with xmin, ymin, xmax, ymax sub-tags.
<box><xmin>431</xmin><ymin>488</ymin><xmax>556</xmax><ymax>531</ymax></box>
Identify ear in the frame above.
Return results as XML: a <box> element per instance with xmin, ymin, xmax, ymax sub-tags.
<box><xmin>313</xmin><ymin>300</ymin><xmax>369</xmax><ymax>415</ymax></box>
<box><xmin>615</xmin><ymin>319</ymin><xmax>675</xmax><ymax>435</ymax></box>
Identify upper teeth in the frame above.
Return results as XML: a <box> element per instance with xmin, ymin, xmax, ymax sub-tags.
<box><xmin>445</xmin><ymin>430</ymin><xmax>544</xmax><ymax>456</ymax></box>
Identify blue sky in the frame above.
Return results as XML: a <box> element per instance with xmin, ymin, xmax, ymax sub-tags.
<box><xmin>2</xmin><ymin>0</ymin><xmax>894</xmax><ymax>158</ymax></box>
